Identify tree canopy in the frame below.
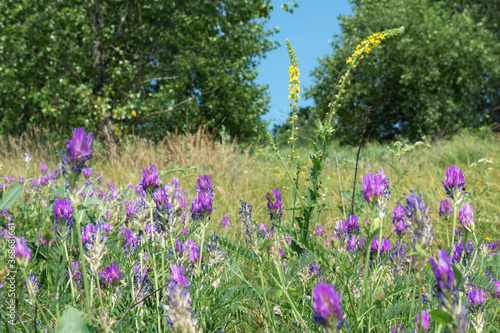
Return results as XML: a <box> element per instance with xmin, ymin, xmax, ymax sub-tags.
<box><xmin>0</xmin><ymin>0</ymin><xmax>290</xmax><ymax>143</ymax></box>
<box><xmin>304</xmin><ymin>0</ymin><xmax>499</xmax><ymax>144</ymax></box>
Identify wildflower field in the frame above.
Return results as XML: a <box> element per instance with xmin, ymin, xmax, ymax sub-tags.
<box><xmin>1</xmin><ymin>28</ymin><xmax>500</xmax><ymax>333</ymax></box>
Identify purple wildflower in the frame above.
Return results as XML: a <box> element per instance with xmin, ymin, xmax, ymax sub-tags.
<box><xmin>23</xmin><ymin>273</ymin><xmax>40</xmax><ymax>296</ymax></box>
<box><xmin>459</xmin><ymin>202</ymin><xmax>474</xmax><ymax>232</ymax></box>
<box><xmin>190</xmin><ymin>245</ymin><xmax>200</xmax><ymax>264</ymax></box>
<box><xmin>18</xmin><ymin>177</ymin><xmax>25</xmax><ymax>184</ymax></box>
<box><xmin>40</xmin><ymin>162</ymin><xmax>49</xmax><ymax>175</ymax></box>
<box><xmin>240</xmin><ymin>200</ymin><xmax>256</xmax><ymax>243</ymax></box>
<box><xmin>15</xmin><ymin>237</ymin><xmax>31</xmax><ymax>267</ymax></box>
<box><xmin>100</xmin><ymin>262</ymin><xmax>122</xmax><ymax>286</ymax></box>
<box><xmin>119</xmin><ymin>226</ymin><xmax>138</xmax><ymax>253</ymax></box>
<box><xmin>284</xmin><ymin>234</ymin><xmax>291</xmax><ymax>244</ymax></box>
<box><xmin>195</xmin><ymin>175</ymin><xmax>213</xmax><ymax>195</ymax></box>
<box><xmin>370</xmin><ymin>236</ymin><xmax>391</xmax><ymax>256</ymax></box>
<box><xmin>361</xmin><ymin>169</ymin><xmax>388</xmax><ymax>202</ymax></box>
<box><xmin>53</xmin><ymin>198</ymin><xmax>74</xmax><ymax>232</ymax></box>
<box><xmin>190</xmin><ymin>191</ymin><xmax>213</xmax><ymax>220</ymax></box>
<box><xmin>415</xmin><ymin>309</ymin><xmax>430</xmax><ymax>331</ymax></box>
<box><xmin>467</xmin><ymin>287</ymin><xmax>484</xmax><ymax>311</ymax></box>
<box><xmin>429</xmin><ymin>249</ymin><xmax>455</xmax><ymax>293</ymax></box>
<box><xmin>171</xmin><ymin>266</ymin><xmax>188</xmax><ymax>287</ymax></box>
<box><xmin>4</xmin><ymin>175</ymin><xmax>14</xmax><ymax>183</ymax></box>
<box><xmin>82</xmin><ymin>168</ymin><xmax>93</xmax><ymax>178</ymax></box>
<box><xmin>311</xmin><ymin>283</ymin><xmax>343</xmax><ymax>330</ymax></box>
<box><xmin>182</xmin><ymin>228</ymin><xmax>189</xmax><ymax>236</ymax></box>
<box><xmin>316</xmin><ymin>225</ymin><xmax>325</xmax><ymax>236</ymax></box>
<box><xmin>66</xmin><ymin>262</ymin><xmax>83</xmax><ymax>288</ymax></box>
<box><xmin>401</xmin><ymin>191</ymin><xmax>434</xmax><ymax>252</ymax></box>
<box><xmin>266</xmin><ymin>188</ymin><xmax>283</xmax><ymax>222</ymax></box>
<box><xmin>438</xmin><ymin>199</ymin><xmax>452</xmax><ymax>218</ymax></box>
<box><xmin>139</xmin><ymin>165</ymin><xmax>161</xmax><ymax>192</ymax></box>
<box><xmin>222</xmin><ymin>215</ymin><xmax>231</xmax><ymax>229</ymax></box>
<box><xmin>392</xmin><ymin>206</ymin><xmax>406</xmax><ymax>236</ymax></box>
<box><xmin>442</xmin><ymin>165</ymin><xmax>466</xmax><ymax>199</ymax></box>
<box><xmin>30</xmin><ymin>178</ymin><xmax>40</xmax><ymax>189</ymax></box>
<box><xmin>62</xmin><ymin>128</ymin><xmax>93</xmax><ymax>181</ymax></box>
<box><xmin>279</xmin><ymin>248</ymin><xmax>284</xmax><ymax>260</ymax></box>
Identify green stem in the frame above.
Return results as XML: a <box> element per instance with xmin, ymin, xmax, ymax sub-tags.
<box><xmin>74</xmin><ymin>206</ymin><xmax>92</xmax><ymax>326</ymax></box>
<box><xmin>62</xmin><ymin>243</ymin><xmax>76</xmax><ymax>299</ymax></box>
<box><xmin>197</xmin><ymin>220</ymin><xmax>207</xmax><ymax>276</ymax></box>
<box><xmin>450</xmin><ymin>199</ymin><xmax>459</xmax><ymax>256</ymax></box>
<box><xmin>259</xmin><ymin>264</ymin><xmax>276</xmax><ymax>330</ymax></box>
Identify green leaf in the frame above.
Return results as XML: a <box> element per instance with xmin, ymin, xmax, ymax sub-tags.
<box><xmin>82</xmin><ymin>197</ymin><xmax>103</xmax><ymax>207</ymax></box>
<box><xmin>0</xmin><ymin>185</ymin><xmax>22</xmax><ymax>210</ymax></box>
<box><xmin>429</xmin><ymin>309</ymin><xmax>454</xmax><ymax>326</ymax></box>
<box><xmin>55</xmin><ymin>306</ymin><xmax>91</xmax><ymax>333</ymax></box>
<box><xmin>49</xmin><ymin>185</ymin><xmax>66</xmax><ymax>197</ymax></box>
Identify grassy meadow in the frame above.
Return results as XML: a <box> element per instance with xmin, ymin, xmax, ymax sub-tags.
<box><xmin>2</xmin><ymin>127</ymin><xmax>499</xmax><ymax>241</ymax></box>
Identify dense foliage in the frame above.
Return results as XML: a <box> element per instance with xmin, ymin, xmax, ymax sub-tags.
<box><xmin>0</xmin><ymin>0</ymin><xmax>289</xmax><ymax>143</ymax></box>
<box><xmin>303</xmin><ymin>0</ymin><xmax>500</xmax><ymax>144</ymax></box>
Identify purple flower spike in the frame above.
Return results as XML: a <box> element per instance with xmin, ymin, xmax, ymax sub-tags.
<box><xmin>190</xmin><ymin>191</ymin><xmax>213</xmax><ymax>220</ymax></box>
<box><xmin>429</xmin><ymin>249</ymin><xmax>455</xmax><ymax>293</ymax></box>
<box><xmin>312</xmin><ymin>282</ymin><xmax>343</xmax><ymax>330</ymax></box>
<box><xmin>316</xmin><ymin>225</ymin><xmax>325</xmax><ymax>236</ymax></box>
<box><xmin>392</xmin><ymin>206</ymin><xmax>406</xmax><ymax>236</ymax></box>
<box><xmin>415</xmin><ymin>309</ymin><xmax>430</xmax><ymax>331</ymax></box>
<box><xmin>139</xmin><ymin>165</ymin><xmax>161</xmax><ymax>191</ymax></box>
<box><xmin>15</xmin><ymin>237</ymin><xmax>31</xmax><ymax>267</ymax></box>
<box><xmin>442</xmin><ymin>165</ymin><xmax>466</xmax><ymax>199</ymax></box>
<box><xmin>266</xmin><ymin>188</ymin><xmax>283</xmax><ymax>223</ymax></box>
<box><xmin>459</xmin><ymin>202</ymin><xmax>474</xmax><ymax>232</ymax></box>
<box><xmin>171</xmin><ymin>266</ymin><xmax>188</xmax><ymax>287</ymax></box>
<box><xmin>82</xmin><ymin>168</ymin><xmax>93</xmax><ymax>178</ymax></box>
<box><xmin>195</xmin><ymin>175</ymin><xmax>213</xmax><ymax>195</ymax></box>
<box><xmin>53</xmin><ymin>198</ymin><xmax>74</xmax><ymax>232</ymax></box>
<box><xmin>119</xmin><ymin>226</ymin><xmax>138</xmax><ymax>253</ymax></box>
<box><xmin>467</xmin><ymin>287</ymin><xmax>484</xmax><ymax>311</ymax></box>
<box><xmin>100</xmin><ymin>262</ymin><xmax>122</xmax><ymax>286</ymax></box>
<box><xmin>279</xmin><ymin>248</ymin><xmax>284</xmax><ymax>260</ymax></box>
<box><xmin>190</xmin><ymin>245</ymin><xmax>200</xmax><ymax>264</ymax></box>
<box><xmin>361</xmin><ymin>170</ymin><xmax>388</xmax><ymax>203</ymax></box>
<box><xmin>40</xmin><ymin>162</ymin><xmax>49</xmax><ymax>175</ymax></box>
<box><xmin>65</xmin><ymin>128</ymin><xmax>93</xmax><ymax>165</ymax></box>
<box><xmin>370</xmin><ymin>236</ymin><xmax>391</xmax><ymax>256</ymax></box>
<box><xmin>222</xmin><ymin>215</ymin><xmax>231</xmax><ymax>229</ymax></box>
<box><xmin>438</xmin><ymin>199</ymin><xmax>452</xmax><ymax>218</ymax></box>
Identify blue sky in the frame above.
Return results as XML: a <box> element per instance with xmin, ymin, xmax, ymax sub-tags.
<box><xmin>256</xmin><ymin>0</ymin><xmax>352</xmax><ymax>130</ymax></box>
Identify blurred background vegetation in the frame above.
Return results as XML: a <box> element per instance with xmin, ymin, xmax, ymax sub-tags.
<box><xmin>0</xmin><ymin>0</ymin><xmax>498</xmax><ymax>146</ymax></box>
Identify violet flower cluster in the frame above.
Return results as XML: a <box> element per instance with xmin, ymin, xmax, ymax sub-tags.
<box><xmin>400</xmin><ymin>191</ymin><xmax>434</xmax><ymax>253</ymax></box>
<box><xmin>311</xmin><ymin>282</ymin><xmax>344</xmax><ymax>332</ymax></box>
<box><xmin>442</xmin><ymin>165</ymin><xmax>466</xmax><ymax>200</ymax></box>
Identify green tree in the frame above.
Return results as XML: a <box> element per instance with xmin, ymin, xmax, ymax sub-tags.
<box><xmin>305</xmin><ymin>0</ymin><xmax>500</xmax><ymax>143</ymax></box>
<box><xmin>0</xmin><ymin>0</ymin><xmax>290</xmax><ymax>143</ymax></box>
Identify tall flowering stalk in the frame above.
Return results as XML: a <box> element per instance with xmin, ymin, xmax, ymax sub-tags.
<box><xmin>442</xmin><ymin>165</ymin><xmax>466</xmax><ymax>252</ymax></box>
<box><xmin>61</xmin><ymin>127</ymin><xmax>93</xmax><ymax>189</ymax></box>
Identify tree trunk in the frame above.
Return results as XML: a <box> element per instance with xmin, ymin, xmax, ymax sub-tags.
<box><xmin>89</xmin><ymin>0</ymin><xmax>118</xmax><ymax>146</ymax></box>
